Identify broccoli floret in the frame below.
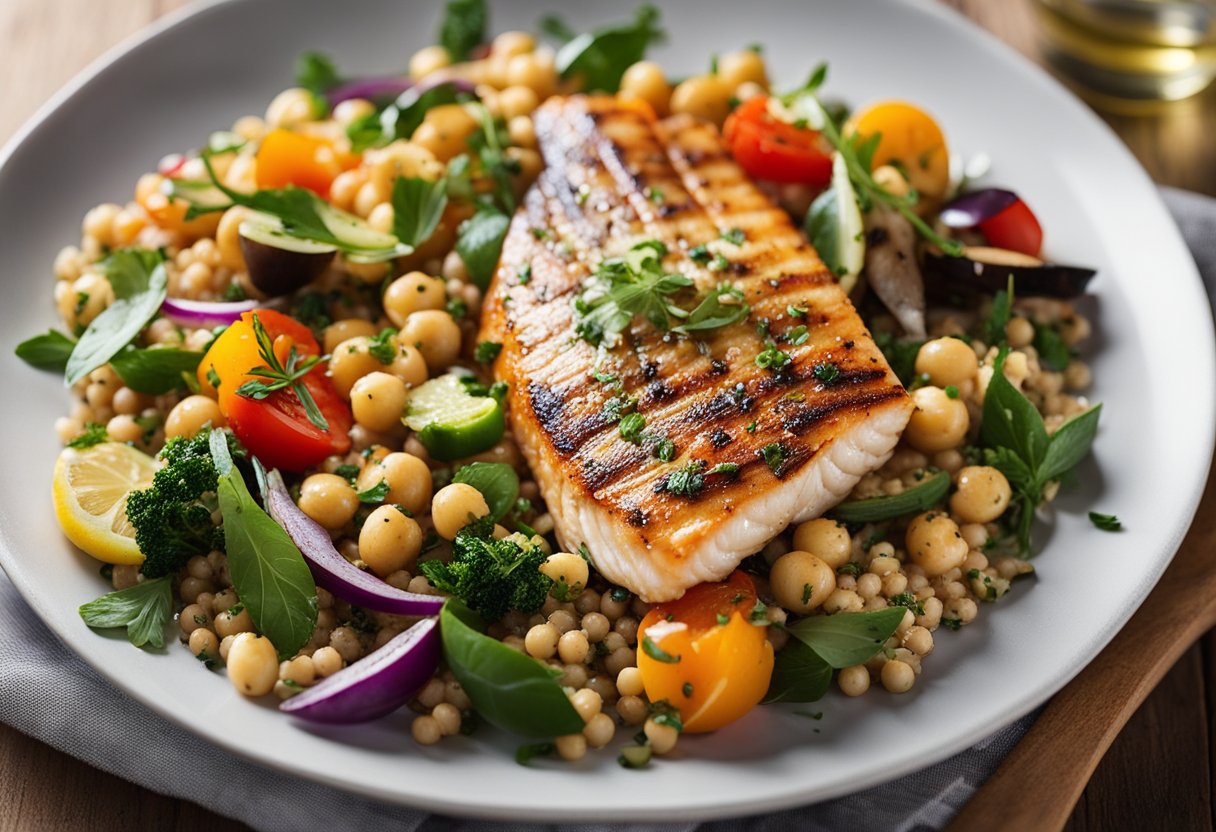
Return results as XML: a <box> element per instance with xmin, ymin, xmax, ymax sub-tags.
<box><xmin>126</xmin><ymin>432</ymin><xmax>240</xmax><ymax>578</ymax></box>
<box><xmin>420</xmin><ymin>518</ymin><xmax>553</xmax><ymax>622</ymax></box>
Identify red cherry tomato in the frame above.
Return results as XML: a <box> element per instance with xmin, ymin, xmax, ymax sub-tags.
<box><xmin>723</xmin><ymin>96</ymin><xmax>833</xmax><ymax>187</ymax></box>
<box><xmin>637</xmin><ymin>571</ymin><xmax>774</xmax><ymax>733</ymax></box>
<box><xmin>198</xmin><ymin>309</ymin><xmax>352</xmax><ymax>471</ymax></box>
<box><xmin>978</xmin><ymin>198</ymin><xmax>1043</xmax><ymax>258</ymax></box>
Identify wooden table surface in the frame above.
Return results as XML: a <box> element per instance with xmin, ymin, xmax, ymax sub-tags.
<box><xmin>1</xmin><ymin>1</ymin><xmax>1213</xmax><ymax>830</ymax></box>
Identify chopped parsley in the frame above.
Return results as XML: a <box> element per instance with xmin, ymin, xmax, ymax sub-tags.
<box><xmin>787</xmin><ymin>305</ymin><xmax>807</xmax><ymax>318</ymax></box>
<box><xmin>721</xmin><ymin>227</ymin><xmax>746</xmax><ymax>246</ymax></box>
<box><xmin>619</xmin><ymin>412</ymin><xmax>647</xmax><ymax>443</ymax></box>
<box><xmin>663</xmin><ymin>461</ymin><xmax>706</xmax><ymax>498</ymax></box>
<box><xmin>641</xmin><ymin>635</ymin><xmax>680</xmax><ymax>663</ymax></box>
<box><xmin>755</xmin><ymin>346</ymin><xmax>791</xmax><ymax>371</ymax></box>
<box><xmin>366</xmin><ymin>327</ymin><xmax>398</xmax><ymax>364</ymax></box>
<box><xmin>812</xmin><ymin>362</ymin><xmax>841</xmax><ymax>384</ymax></box>
<box><xmin>67</xmin><ymin>422</ymin><xmax>109</xmax><ymax>449</ymax></box>
<box><xmin>1089</xmin><ymin>512</ymin><xmax>1123</xmax><ymax>532</ymax></box>
<box><xmin>474</xmin><ymin>341</ymin><xmax>503</xmax><ymax>364</ymax></box>
<box><xmin>758</xmin><ymin>442</ymin><xmax>786</xmax><ymax>474</ymax></box>
<box><xmin>944</xmin><ymin>385</ymin><xmax>960</xmax><ymax>399</ymax></box>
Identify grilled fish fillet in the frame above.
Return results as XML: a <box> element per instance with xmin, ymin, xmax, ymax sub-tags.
<box><xmin>480</xmin><ymin>95</ymin><xmax>913</xmax><ymax>602</ymax></box>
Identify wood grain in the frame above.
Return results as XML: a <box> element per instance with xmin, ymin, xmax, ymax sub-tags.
<box><xmin>0</xmin><ymin>1</ymin><xmax>1211</xmax><ymax>830</ymax></box>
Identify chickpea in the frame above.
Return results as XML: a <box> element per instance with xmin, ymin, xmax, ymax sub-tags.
<box><xmin>330</xmin><ymin>626</ymin><xmax>363</xmax><ymax>663</ymax></box>
<box><xmin>409</xmin><ymin>45</ymin><xmax>451</xmax><ymax>81</ymax></box>
<box><xmin>188</xmin><ymin>628</ymin><xmax>219</xmax><ymax>660</ymax></box>
<box><xmin>950</xmin><ymin>465</ymin><xmax>1012</xmax><ymax>524</ymax></box>
<box><xmin>356</xmin><ymin>452</ymin><xmax>432</xmax><ymax>516</ymax></box>
<box><xmin>215</xmin><ymin>607</ymin><xmax>255</xmax><ymax>638</ymax></box>
<box><xmin>226</xmin><ymin>634</ymin><xmax>279</xmax><ymax>697</ymax></box>
<box><xmin>493</xmin><ymin>31</ymin><xmax>535</xmax><ymax>58</ymax></box>
<box><xmin>670</xmin><ymin>75</ymin><xmax>733</xmax><ymax>124</ymax></box>
<box><xmin>384</xmin><ymin>272</ymin><xmax>446</xmax><ymax>327</ymax></box>
<box><xmin>582</xmin><ymin>612</ymin><xmax>610</xmax><ymax>643</ymax></box>
<box><xmin>322</xmin><ymin>318</ymin><xmax>378</xmax><ymax>354</ymax></box>
<box><xmin>265</xmin><ymin>88</ymin><xmax>315</xmax><ymax>129</ymax></box>
<box><xmin>555</xmin><ymin>733</ymin><xmax>587</xmax><ymax>761</ymax></box>
<box><xmin>838</xmin><ymin>665</ymin><xmax>871</xmax><ymax>696</ymax></box>
<box><xmin>358</xmin><ymin>505</ymin><xmax>423</xmax><ymax>577</ymax></box>
<box><xmin>398</xmin><ymin>310</ymin><xmax>462</xmax><ymax>373</ymax></box>
<box><xmin>717</xmin><ymin>49</ymin><xmax>768</xmax><ymax>90</ymax></box>
<box><xmin>431</xmin><ymin>483</ymin><xmax>491</xmax><ymax>539</ymax></box>
<box><xmin>644</xmin><ymin>718</ymin><xmax>680</xmax><ymax>755</ymax></box>
<box><xmin>558</xmin><ymin>630</ymin><xmax>591</xmax><ymax>664</ymax></box>
<box><xmin>619</xmin><ymin>61</ymin><xmax>672</xmax><ymax>115</ymax></box>
<box><xmin>823</xmin><ymin>588</ymin><xmax>864</xmax><ymax>614</ymax></box>
<box><xmin>791</xmin><ymin>518</ymin><xmax>852</xmax><ymax>568</ymax></box>
<box><xmin>903</xmin><ymin>626</ymin><xmax>935</xmax><ymax>657</ymax></box>
<box><xmin>915</xmin><ymin>337</ymin><xmax>979</xmax><ymax>387</ymax></box>
<box><xmin>297</xmin><ymin>473</ymin><xmax>359</xmax><ymax>530</ymax></box>
<box><xmin>616</xmin><ymin>694</ymin><xmax>648</xmax><ymax>725</ymax></box>
<box><xmin>881</xmin><ymin>659</ymin><xmax>916</xmax><ymax>693</ymax></box>
<box><xmin>904</xmin><ymin>386</ymin><xmax>970</xmax><ymax>454</ymax></box>
<box><xmin>312</xmin><ymin>645</ymin><xmax>344</xmax><ymax>677</ymax></box>
<box><xmin>1006</xmin><ymin>317</ymin><xmax>1035</xmax><ymax>349</ymax></box>
<box><xmin>505</xmin><ymin>52</ymin><xmax>557</xmax><ymax>98</ymax></box>
<box><xmin>905</xmin><ymin>511</ymin><xmax>969</xmax><ymax>577</ymax></box>
<box><xmin>413</xmin><ymin>104</ymin><xmax>479</xmax><ymax>162</ymax></box>
<box><xmin>525</xmin><ymin>623</ymin><xmax>559</xmax><ymax>659</ymax></box>
<box><xmin>412</xmin><ymin>715</ymin><xmax>443</xmax><ymax>745</ymax></box>
<box><xmin>498</xmin><ymin>85</ymin><xmax>540</xmax><ymax>120</ymax></box>
<box><xmin>328</xmin><ymin>336</ymin><xmax>385</xmax><ymax>399</ymax></box>
<box><xmin>386</xmin><ymin>343</ymin><xmax>429</xmax><ymax>388</ymax></box>
<box><xmin>350</xmin><ymin>372</ymin><xmax>409</xmax><ymax>433</ymax></box>
<box><xmin>179</xmin><ymin>603</ymin><xmax>209</xmax><ymax>636</ymax></box>
<box><xmin>583</xmin><ymin>712</ymin><xmax>615</xmax><ymax>749</ymax></box>
<box><xmin>770</xmin><ymin>551</ymin><xmax>836</xmax><ymax>614</ymax></box>
<box><xmin>540</xmin><ymin>552</ymin><xmax>589</xmax><ymax>596</ymax></box>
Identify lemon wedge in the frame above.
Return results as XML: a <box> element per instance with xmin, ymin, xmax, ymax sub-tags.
<box><xmin>52</xmin><ymin>442</ymin><xmax>158</xmax><ymax>565</ymax></box>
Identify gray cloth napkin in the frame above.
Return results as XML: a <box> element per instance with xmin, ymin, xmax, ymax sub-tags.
<box><xmin>0</xmin><ymin>187</ymin><xmax>1210</xmax><ymax>832</ymax></box>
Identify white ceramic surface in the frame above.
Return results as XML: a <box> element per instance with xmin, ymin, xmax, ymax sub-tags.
<box><xmin>0</xmin><ymin>0</ymin><xmax>1212</xmax><ymax>822</ymax></box>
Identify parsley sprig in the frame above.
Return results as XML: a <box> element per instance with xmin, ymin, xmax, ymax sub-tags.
<box><xmin>780</xmin><ymin>65</ymin><xmax>963</xmax><ymax>257</ymax></box>
<box><xmin>234</xmin><ymin>314</ymin><xmax>330</xmax><ymax>431</ymax></box>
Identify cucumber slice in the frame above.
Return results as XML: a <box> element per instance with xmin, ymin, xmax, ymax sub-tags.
<box><xmin>404</xmin><ymin>374</ymin><xmax>505</xmax><ymax>462</ymax></box>
<box><xmin>239</xmin><ymin>213</ymin><xmax>337</xmax><ymax>297</ymax></box>
<box><xmin>314</xmin><ymin>202</ymin><xmax>409</xmax><ymax>258</ymax></box>
<box><xmin>805</xmin><ymin>151</ymin><xmax>865</xmax><ymax>294</ymax></box>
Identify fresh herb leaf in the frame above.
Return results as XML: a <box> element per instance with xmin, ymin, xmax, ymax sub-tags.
<box><xmin>452</xmin><ymin>462</ymin><xmax>520</xmax><ymax>522</ymax></box>
<box><xmin>67</xmin><ymin>423</ymin><xmax>109</xmax><ymax>449</ymax></box>
<box><xmin>1033</xmin><ymin>323</ymin><xmax>1072</xmax><ymax>372</ymax></box>
<box><xmin>755</xmin><ymin>346</ymin><xmax>791</xmax><ymax>371</ymax></box>
<box><xmin>14</xmin><ymin>329</ymin><xmax>75</xmax><ymax>373</ymax></box>
<box><xmin>663</xmin><ymin>461</ymin><xmax>705</xmax><ymax>498</ymax></box>
<box><xmin>872</xmin><ymin>330</ymin><xmax>922</xmax><ymax>386</ymax></box>
<box><xmin>456</xmin><ymin>209</ymin><xmax>511</xmax><ymax>291</ymax></box>
<box><xmin>721</xmin><ymin>227</ymin><xmax>746</xmax><ymax>246</ymax></box>
<box><xmin>986</xmin><ymin>277</ymin><xmax>1014</xmax><ymax>346</ymax></box>
<box><xmin>619</xmin><ymin>412</ymin><xmax>647</xmax><ymax>444</ymax></box>
<box><xmin>295</xmin><ymin>51</ymin><xmax>341</xmax><ymax>114</ymax></box>
<box><xmin>653</xmin><ymin>436</ymin><xmax>676</xmax><ymax>462</ymax></box>
<box><xmin>784</xmin><ymin>607</ymin><xmax>905</xmax><ymax>668</ymax></box>
<box><xmin>1089</xmin><ymin>512</ymin><xmax>1122</xmax><ymax>532</ymax></box>
<box><xmin>787</xmin><ymin>305</ymin><xmax>807</xmax><ymax>318</ymax></box>
<box><xmin>758</xmin><ymin>442</ymin><xmax>786</xmax><ymax>475</ymax></box>
<box><xmin>391</xmin><ymin>176</ymin><xmax>449</xmax><ymax>248</ymax></box>
<box><xmin>347</xmin><ymin>82</ymin><xmax>468</xmax><ymax>153</ymax></box>
<box><xmin>574</xmin><ymin>241</ymin><xmax>694</xmax><ymax>347</ymax></box>
<box><xmin>475</xmin><ymin>341</ymin><xmax>503</xmax><ymax>364</ymax></box>
<box><xmin>641</xmin><ymin>635</ymin><xmax>680</xmax><ymax>663</ymax></box>
<box><xmin>546</xmin><ymin>4</ymin><xmax>666</xmax><ymax>93</ymax></box>
<box><xmin>689</xmin><ymin>245</ymin><xmax>711</xmax><ymax>264</ymax></box>
<box><xmin>671</xmin><ymin>283</ymin><xmax>750</xmax><ymax>334</ymax></box>
<box><xmin>439</xmin><ymin>0</ymin><xmax>487</xmax><ymax>61</ymax></box>
<box><xmin>813</xmin><ymin>362</ymin><xmax>841</xmax><ymax>384</ymax></box>
<box><xmin>109</xmin><ymin>347</ymin><xmax>204</xmax><ymax>394</ymax></box>
<box><xmin>234</xmin><ymin>313</ymin><xmax>329</xmax><ymax>431</ymax></box>
<box><xmin>65</xmin><ymin>249</ymin><xmax>168</xmax><ymax>386</ymax></box>
<box><xmin>211</xmin><ymin>430</ymin><xmax>317</xmax><ymax>659</ymax></box>
<box><xmin>366</xmin><ymin>328</ymin><xmax>398</xmax><ymax>364</ymax></box>
<box><xmin>440</xmin><ymin>599</ymin><xmax>584</xmax><ymax>737</ymax></box>
<box><xmin>762</xmin><ymin>638</ymin><xmax>833</xmax><ymax>704</ymax></box>
<box><xmin>355</xmin><ymin>480</ymin><xmax>391</xmax><ymax>505</ymax></box>
<box><xmin>706</xmin><ymin>462</ymin><xmax>740</xmax><ymax>477</ymax></box>
<box><xmin>515</xmin><ymin>742</ymin><xmax>555</xmax><ymax>766</ymax></box>
<box><xmin>888</xmin><ymin>592</ymin><xmax>925</xmax><ymax>616</ymax></box>
<box><xmin>78</xmin><ymin>577</ymin><xmax>173</xmax><ymax>649</ymax></box>
<box><xmin>831</xmin><ymin>470</ymin><xmax>951</xmax><ymax>523</ymax></box>
<box><xmin>805</xmin><ymin>152</ymin><xmax>864</xmax><ymax>286</ymax></box>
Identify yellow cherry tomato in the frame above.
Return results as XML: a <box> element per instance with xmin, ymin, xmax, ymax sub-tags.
<box><xmin>637</xmin><ymin>571</ymin><xmax>774</xmax><ymax>733</ymax></box>
<box><xmin>848</xmin><ymin>100</ymin><xmax>950</xmax><ymax>204</ymax></box>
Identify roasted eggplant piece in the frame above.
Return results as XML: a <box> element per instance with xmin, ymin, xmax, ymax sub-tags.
<box><xmin>924</xmin><ymin>246</ymin><xmax>1096</xmax><ymax>298</ymax></box>
<box><xmin>239</xmin><ymin>214</ymin><xmax>337</xmax><ymax>296</ymax></box>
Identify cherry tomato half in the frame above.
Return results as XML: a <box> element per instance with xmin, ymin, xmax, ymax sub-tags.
<box><xmin>978</xmin><ymin>197</ymin><xmax>1043</xmax><ymax>258</ymax></box>
<box><xmin>198</xmin><ymin>309</ymin><xmax>351</xmax><ymax>471</ymax></box>
<box><xmin>637</xmin><ymin>571</ymin><xmax>775</xmax><ymax>733</ymax></box>
<box><xmin>723</xmin><ymin>96</ymin><xmax>833</xmax><ymax>187</ymax></box>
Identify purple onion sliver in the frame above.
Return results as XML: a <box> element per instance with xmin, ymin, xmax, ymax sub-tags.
<box><xmin>939</xmin><ymin>188</ymin><xmax>1019</xmax><ymax>229</ymax></box>
<box><xmin>280</xmin><ymin>617</ymin><xmax>441</xmax><ymax>723</ymax></box>
<box><xmin>264</xmin><ymin>470</ymin><xmax>444</xmax><ymax>616</ymax></box>
<box><xmin>161</xmin><ymin>297</ymin><xmax>259</xmax><ymax>328</ymax></box>
<box><xmin>327</xmin><ymin>77</ymin><xmax>414</xmax><ymax>107</ymax></box>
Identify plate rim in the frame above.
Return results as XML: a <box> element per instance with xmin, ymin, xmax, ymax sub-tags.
<box><xmin>0</xmin><ymin>0</ymin><xmax>1212</xmax><ymax>821</ymax></box>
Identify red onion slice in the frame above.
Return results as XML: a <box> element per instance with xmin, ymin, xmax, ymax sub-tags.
<box><xmin>939</xmin><ymin>188</ymin><xmax>1019</xmax><ymax>229</ymax></box>
<box><xmin>280</xmin><ymin>616</ymin><xmax>440</xmax><ymax>723</ymax></box>
<box><xmin>263</xmin><ymin>470</ymin><xmax>445</xmax><ymax>616</ymax></box>
<box><xmin>161</xmin><ymin>297</ymin><xmax>259</xmax><ymax>328</ymax></box>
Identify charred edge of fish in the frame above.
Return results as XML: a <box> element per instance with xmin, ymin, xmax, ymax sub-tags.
<box><xmin>528</xmin><ymin>382</ymin><xmax>577</xmax><ymax>454</ymax></box>
<box><xmin>709</xmin><ymin>428</ymin><xmax>733</xmax><ymax>449</ymax></box>
<box><xmin>780</xmin><ymin>387</ymin><xmax>908</xmax><ymax>436</ymax></box>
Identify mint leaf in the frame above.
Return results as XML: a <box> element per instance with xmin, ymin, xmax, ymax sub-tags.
<box><xmin>1038</xmin><ymin>404</ymin><xmax>1102</xmax><ymax>485</ymax></box>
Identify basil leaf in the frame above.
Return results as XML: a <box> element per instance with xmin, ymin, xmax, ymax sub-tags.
<box><xmin>392</xmin><ymin>175</ymin><xmax>449</xmax><ymax>248</ymax></box>
<box><xmin>784</xmin><ymin>607</ymin><xmax>906</xmax><ymax>669</ymax></box>
<box><xmin>65</xmin><ymin>250</ymin><xmax>168</xmax><ymax>386</ymax></box>
<box><xmin>985</xmin><ymin>283</ymin><xmax>1013</xmax><ymax>346</ymax></box>
<box><xmin>78</xmin><ymin>577</ymin><xmax>172</xmax><ymax>649</ymax></box>
<box><xmin>763</xmin><ymin>638</ymin><xmax>832</xmax><ymax>704</ymax></box>
<box><xmin>295</xmin><ymin>51</ymin><xmax>341</xmax><ymax>97</ymax></box>
<box><xmin>110</xmin><ymin>347</ymin><xmax>204</xmax><ymax>394</ymax></box>
<box><xmin>439</xmin><ymin>0</ymin><xmax>487</xmax><ymax>62</ymax></box>
<box><xmin>671</xmin><ymin>284</ymin><xmax>750</xmax><ymax>334</ymax></box>
<box><xmin>1038</xmin><ymin>404</ymin><xmax>1102</xmax><ymax>485</ymax></box>
<box><xmin>1089</xmin><ymin>511</ymin><xmax>1122</xmax><ymax>532</ymax></box>
<box><xmin>211</xmin><ymin>430</ymin><xmax>317</xmax><ymax>659</ymax></box>
<box><xmin>439</xmin><ymin>599</ymin><xmax>584</xmax><ymax>737</ymax></box>
<box><xmin>456</xmin><ymin>209</ymin><xmax>511</xmax><ymax>290</ymax></box>
<box><xmin>1033</xmin><ymin>323</ymin><xmax>1071</xmax><ymax>372</ymax></box>
<box><xmin>804</xmin><ymin>152</ymin><xmax>864</xmax><ymax>287</ymax></box>
<box><xmin>14</xmin><ymin>330</ymin><xmax>75</xmax><ymax>373</ymax></box>
<box><xmin>830</xmin><ymin>470</ymin><xmax>951</xmax><ymax>523</ymax></box>
<box><xmin>452</xmin><ymin>462</ymin><xmax>519</xmax><ymax>522</ymax></box>
<box><xmin>549</xmin><ymin>5</ymin><xmax>666</xmax><ymax>93</ymax></box>
<box><xmin>979</xmin><ymin>351</ymin><xmax>1049</xmax><ymax>474</ymax></box>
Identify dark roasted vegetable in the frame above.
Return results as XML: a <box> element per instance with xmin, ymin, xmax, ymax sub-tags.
<box><xmin>924</xmin><ymin>247</ymin><xmax>1096</xmax><ymax>299</ymax></box>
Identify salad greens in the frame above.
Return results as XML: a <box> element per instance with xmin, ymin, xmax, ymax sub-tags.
<box><xmin>14</xmin><ymin>329</ymin><xmax>75</xmax><ymax>373</ymax></box>
<box><xmin>391</xmin><ymin>175</ymin><xmax>449</xmax><ymax>249</ymax></box>
<box><xmin>78</xmin><ymin>577</ymin><xmax>173</xmax><ymax>649</ymax></box>
<box><xmin>542</xmin><ymin>4</ymin><xmax>666</xmax><ymax>93</ymax></box>
<box><xmin>451</xmin><ymin>462</ymin><xmax>520</xmax><ymax>522</ymax></box>
<box><xmin>440</xmin><ymin>599</ymin><xmax>584</xmax><ymax>737</ymax></box>
<box><xmin>830</xmin><ymin>470</ymin><xmax>951</xmax><ymax>523</ymax></box>
<box><xmin>765</xmin><ymin>607</ymin><xmax>905</xmax><ymax>703</ymax></box>
<box><xmin>439</xmin><ymin>0</ymin><xmax>488</xmax><ymax>62</ymax></box>
<box><xmin>211</xmin><ymin>430</ymin><xmax>318</xmax><ymax>659</ymax></box>
<box><xmin>109</xmin><ymin>346</ymin><xmax>204</xmax><ymax>395</ymax></box>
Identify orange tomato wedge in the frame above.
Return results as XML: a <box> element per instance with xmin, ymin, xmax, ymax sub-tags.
<box><xmin>255</xmin><ymin>129</ymin><xmax>358</xmax><ymax>197</ymax></box>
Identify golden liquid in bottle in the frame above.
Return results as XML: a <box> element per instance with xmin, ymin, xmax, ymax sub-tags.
<box><xmin>1035</xmin><ymin>0</ymin><xmax>1216</xmax><ymax>102</ymax></box>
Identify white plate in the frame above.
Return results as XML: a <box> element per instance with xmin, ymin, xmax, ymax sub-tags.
<box><xmin>0</xmin><ymin>0</ymin><xmax>1212</xmax><ymax>822</ymax></box>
